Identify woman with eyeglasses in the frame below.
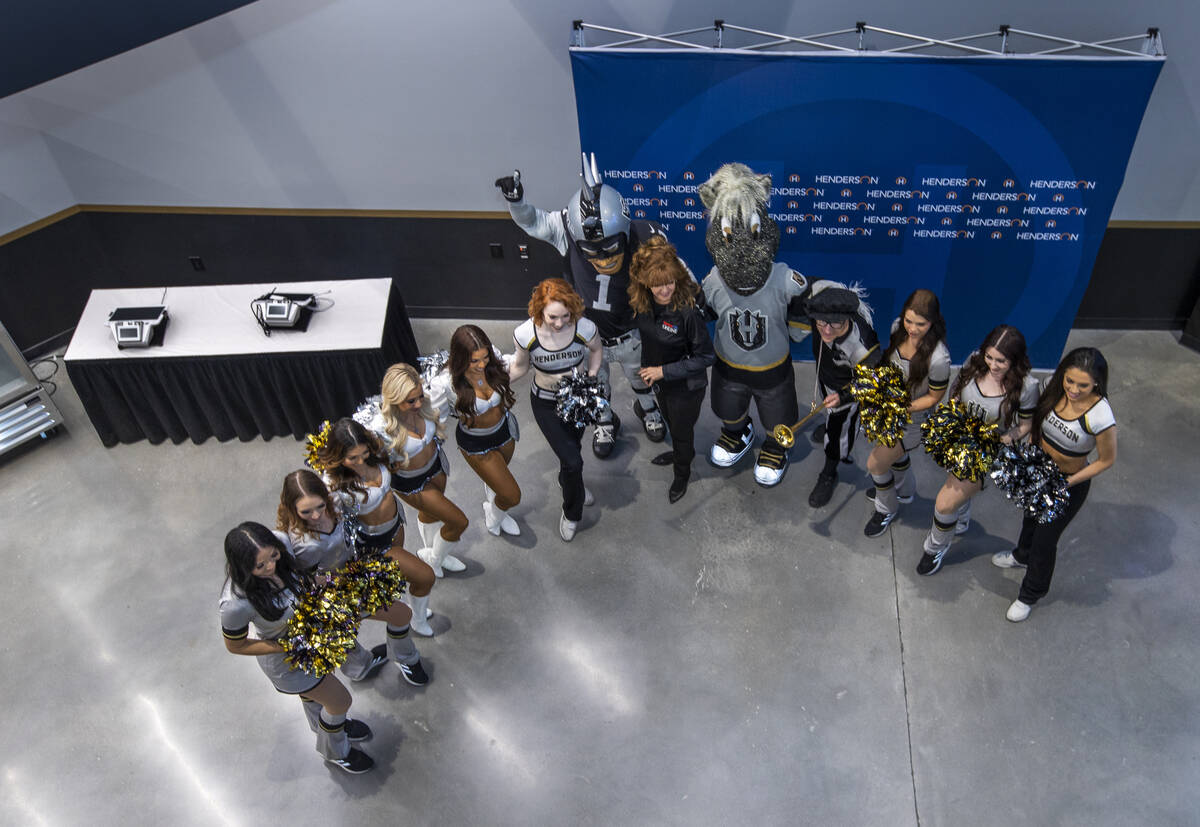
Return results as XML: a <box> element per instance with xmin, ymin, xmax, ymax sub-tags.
<box><xmin>805</xmin><ymin>283</ymin><xmax>881</xmax><ymax>509</ymax></box>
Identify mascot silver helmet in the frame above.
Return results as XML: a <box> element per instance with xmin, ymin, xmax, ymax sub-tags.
<box><xmin>566</xmin><ymin>152</ymin><xmax>631</xmax><ymax>259</ymax></box>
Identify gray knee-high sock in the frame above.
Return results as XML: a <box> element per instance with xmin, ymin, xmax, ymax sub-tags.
<box><xmin>386</xmin><ymin>624</ymin><xmax>419</xmax><ymax>666</ymax></box>
<box><xmin>338</xmin><ymin>642</ymin><xmax>373</xmax><ymax>682</ymax></box>
<box><xmin>871</xmin><ymin>472</ymin><xmax>898</xmax><ymax>515</ymax></box>
<box><xmin>924</xmin><ymin>509</ymin><xmax>958</xmax><ymax>555</ymax></box>
<box><xmin>316</xmin><ymin>710</ymin><xmax>349</xmax><ymax>760</ymax></box>
<box><xmin>300</xmin><ymin>697</ymin><xmax>323</xmax><ymax>733</ymax></box>
<box><xmin>892</xmin><ymin>454</ymin><xmax>914</xmax><ymax>498</ymax></box>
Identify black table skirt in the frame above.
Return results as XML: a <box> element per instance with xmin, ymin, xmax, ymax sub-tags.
<box><xmin>66</xmin><ymin>286</ymin><xmax>418</xmax><ymax>447</ymax></box>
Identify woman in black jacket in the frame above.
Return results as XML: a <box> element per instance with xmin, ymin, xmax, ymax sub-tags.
<box><xmin>628</xmin><ymin>235</ymin><xmax>715</xmax><ymax>503</ymax></box>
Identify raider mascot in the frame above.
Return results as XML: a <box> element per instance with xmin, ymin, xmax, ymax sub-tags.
<box><xmin>699</xmin><ymin>163</ymin><xmax>812</xmax><ymax>486</ymax></box>
<box><xmin>495</xmin><ymin>155</ymin><xmax>671</xmax><ymax>459</ymax></box>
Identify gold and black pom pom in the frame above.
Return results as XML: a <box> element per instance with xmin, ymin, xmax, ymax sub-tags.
<box><xmin>281</xmin><ymin>553</ymin><xmax>409</xmax><ymax>677</ymax></box>
<box><xmin>850</xmin><ymin>364</ymin><xmax>911</xmax><ymax>448</ymax></box>
<box><xmin>303</xmin><ymin>420</ymin><xmax>334</xmax><ymax>472</ymax></box>
<box><xmin>919</xmin><ymin>400</ymin><xmax>1001</xmax><ymax>482</ymax></box>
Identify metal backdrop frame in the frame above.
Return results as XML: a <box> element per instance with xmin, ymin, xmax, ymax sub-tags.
<box><xmin>569</xmin><ymin>20</ymin><xmax>1165</xmax><ymax>58</ymax></box>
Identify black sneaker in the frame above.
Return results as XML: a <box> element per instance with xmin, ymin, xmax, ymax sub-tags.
<box><xmin>865</xmin><ymin>487</ymin><xmax>914</xmax><ymax>505</ymax></box>
<box><xmin>345</xmin><ymin>719</ymin><xmax>373</xmax><ymax>742</ymax></box>
<box><xmin>352</xmin><ymin>644</ymin><xmax>388</xmax><ymax>682</ymax></box>
<box><xmin>808</xmin><ymin>471</ymin><xmax>838</xmax><ymax>507</ymax></box>
<box><xmin>650</xmin><ymin>450</ymin><xmax>675</xmax><ymax>466</ymax></box>
<box><xmin>592</xmin><ymin>413</ymin><xmax>621</xmax><ymax>459</ymax></box>
<box><xmin>916</xmin><ymin>548</ymin><xmax>948</xmax><ymax>576</ymax></box>
<box><xmin>398</xmin><ymin>658</ymin><xmax>429</xmax><ymax>687</ymax></box>
<box><xmin>864</xmin><ymin>510</ymin><xmax>896</xmax><ymax>538</ymax></box>
<box><xmin>326</xmin><ymin>748</ymin><xmax>375</xmax><ymax>774</ymax></box>
<box><xmin>634</xmin><ymin>399</ymin><xmax>666</xmax><ymax>442</ymax></box>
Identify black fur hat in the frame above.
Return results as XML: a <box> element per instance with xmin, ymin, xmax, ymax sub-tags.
<box><xmin>805</xmin><ymin>287</ymin><xmax>860</xmax><ymax>322</ymax></box>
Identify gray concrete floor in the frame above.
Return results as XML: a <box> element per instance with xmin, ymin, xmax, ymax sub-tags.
<box><xmin>1</xmin><ymin>324</ymin><xmax>1196</xmax><ymax>826</ymax></box>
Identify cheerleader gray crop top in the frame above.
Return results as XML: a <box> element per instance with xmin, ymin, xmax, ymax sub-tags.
<box><xmin>1041</xmin><ymin>397</ymin><xmax>1115</xmax><ymax>458</ymax></box>
<box><xmin>958</xmin><ymin>373</ymin><xmax>1040</xmax><ymax>426</ymax></box>
<box><xmin>514</xmin><ymin>317</ymin><xmax>597</xmax><ymax>376</ymax></box>
<box><xmin>887</xmin><ymin>319</ymin><xmax>951</xmax><ymax>399</ymax></box>
<box><xmin>219</xmin><ymin>579</ymin><xmax>296</xmax><ymax>641</ymax></box>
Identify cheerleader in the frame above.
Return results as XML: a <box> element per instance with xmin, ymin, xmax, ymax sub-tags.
<box><xmin>445</xmin><ymin>325</ymin><xmax>523</xmax><ymax>537</ymax></box>
<box><xmin>863</xmin><ymin>290</ymin><xmax>950</xmax><ymax>537</ymax></box>
<box><xmin>992</xmin><ymin>347</ymin><xmax>1117</xmax><ymax>621</ymax></box>
<box><xmin>917</xmin><ymin>325</ymin><xmax>1039</xmax><ymax>576</ymax></box>
<box><xmin>378</xmin><ymin>363</ymin><xmax>469</xmax><ymax>578</ymax></box>
<box><xmin>507</xmin><ymin>278</ymin><xmax>603</xmax><ymax>541</ymax></box>
<box><xmin>627</xmin><ymin>235</ymin><xmax>715</xmax><ymax>503</ymax></box>
<box><xmin>220</xmin><ymin>523</ymin><xmax>425</xmax><ymax>774</ymax></box>
<box><xmin>278</xmin><ymin>460</ymin><xmax>437</xmax><ymax>637</ymax></box>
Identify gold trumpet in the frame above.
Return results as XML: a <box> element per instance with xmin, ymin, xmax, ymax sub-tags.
<box><xmin>772</xmin><ymin>401</ymin><xmax>824</xmax><ymax>448</ymax></box>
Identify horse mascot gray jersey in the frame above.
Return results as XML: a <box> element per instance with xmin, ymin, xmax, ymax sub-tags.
<box><xmin>698</xmin><ymin>162</ymin><xmax>814</xmax><ymax>487</ymax></box>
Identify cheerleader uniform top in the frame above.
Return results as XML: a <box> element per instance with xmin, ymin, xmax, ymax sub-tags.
<box><xmin>220</xmin><ymin>579</ymin><xmax>297</xmax><ymax>642</ymax></box>
<box><xmin>887</xmin><ymin>320</ymin><xmax>951</xmax><ymax>403</ymax></box>
<box><xmin>958</xmin><ymin>368</ymin><xmax>1041</xmax><ymax>427</ymax></box>
<box><xmin>1040</xmin><ymin>397</ymin><xmax>1115</xmax><ymax>458</ymax></box>
<box><xmin>514</xmin><ymin>317</ymin><xmax>597</xmax><ymax>387</ymax></box>
<box><xmin>473</xmin><ymin>389</ymin><xmax>502</xmax><ymax>414</ymax></box>
<box><xmin>274</xmin><ymin>521</ymin><xmax>352</xmax><ymax>573</ymax></box>
<box><xmin>329</xmin><ymin>464</ymin><xmax>393</xmax><ymax>514</ymax></box>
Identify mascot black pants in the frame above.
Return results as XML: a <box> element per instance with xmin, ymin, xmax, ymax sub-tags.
<box><xmin>710</xmin><ymin>358</ymin><xmax>799</xmax><ymax>435</ymax></box>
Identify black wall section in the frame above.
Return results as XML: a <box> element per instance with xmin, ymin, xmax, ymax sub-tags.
<box><xmin>2</xmin><ymin>210</ymin><xmax>1197</xmax><ymax>356</ymax></box>
<box><xmin>0</xmin><ymin>211</ymin><xmax>562</xmax><ymax>355</ymax></box>
<box><xmin>1075</xmin><ymin>226</ymin><xmax>1200</xmax><ymax>329</ymax></box>
<box><xmin>1</xmin><ymin>0</ymin><xmax>259</xmax><ymax>98</ymax></box>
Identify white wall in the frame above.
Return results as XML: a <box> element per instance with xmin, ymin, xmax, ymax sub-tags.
<box><xmin>1</xmin><ymin>0</ymin><xmax>1196</xmax><ymax>236</ymax></box>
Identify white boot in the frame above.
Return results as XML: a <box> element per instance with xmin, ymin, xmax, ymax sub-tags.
<box><xmin>483</xmin><ymin>498</ymin><xmax>520</xmax><ymax>536</ymax></box>
<box><xmin>483</xmin><ymin>484</ymin><xmax>520</xmax><ymax>535</ymax></box>
<box><xmin>405</xmin><ymin>593</ymin><xmax>433</xmax><ymax>636</ymax></box>
<box><xmin>419</xmin><ymin>533</ymin><xmax>465</xmax><ymax>577</ymax></box>
<box><xmin>417</xmin><ymin>519</ymin><xmax>438</xmax><ymax>549</ymax></box>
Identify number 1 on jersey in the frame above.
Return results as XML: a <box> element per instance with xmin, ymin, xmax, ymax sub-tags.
<box><xmin>594</xmin><ymin>274</ymin><xmax>612</xmax><ymax>312</ymax></box>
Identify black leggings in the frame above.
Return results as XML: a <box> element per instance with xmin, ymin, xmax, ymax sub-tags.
<box><xmin>1013</xmin><ymin>480</ymin><xmax>1091</xmax><ymax>604</ymax></box>
<box><xmin>530</xmin><ymin>392</ymin><xmax>586</xmax><ymax>521</ymax></box>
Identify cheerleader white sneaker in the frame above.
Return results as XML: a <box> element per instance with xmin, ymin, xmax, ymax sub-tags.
<box><xmin>1006</xmin><ymin>600</ymin><xmax>1032</xmax><ymax>622</ymax></box>
<box><xmin>583</xmin><ymin>487</ymin><xmax>595</xmax><ymax>507</ymax></box>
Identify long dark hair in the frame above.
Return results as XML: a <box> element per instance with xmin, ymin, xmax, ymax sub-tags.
<box><xmin>1033</xmin><ymin>347</ymin><xmax>1109</xmax><ymax>441</ymax></box>
<box><xmin>881</xmin><ymin>289</ymin><xmax>947</xmax><ymax>397</ymax></box>
<box><xmin>277</xmin><ymin>469</ymin><xmax>341</xmax><ymax>538</ymax></box>
<box><xmin>449</xmin><ymin>325</ymin><xmax>516</xmax><ymax>426</ymax></box>
<box><xmin>224</xmin><ymin>522</ymin><xmax>310</xmax><ymax>622</ymax></box>
<box><xmin>315</xmin><ymin>418</ymin><xmax>388</xmax><ymax>496</ymax></box>
<box><xmin>950</xmin><ymin>325</ymin><xmax>1031</xmax><ymax>428</ymax></box>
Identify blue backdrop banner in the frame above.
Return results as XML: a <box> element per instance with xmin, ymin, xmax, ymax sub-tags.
<box><xmin>570</xmin><ymin>49</ymin><xmax>1162</xmax><ymax>367</ymax></box>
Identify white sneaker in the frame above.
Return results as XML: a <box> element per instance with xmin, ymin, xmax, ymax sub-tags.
<box><xmin>753</xmin><ymin>445</ymin><xmax>788</xmax><ymax>487</ymax></box>
<box><xmin>1006</xmin><ymin>600</ymin><xmax>1032</xmax><ymax>622</ymax></box>
<box><xmin>583</xmin><ymin>487</ymin><xmax>595</xmax><ymax>507</ymax></box>
<box><xmin>710</xmin><ymin>422</ymin><xmax>754</xmax><ymax>467</ymax></box>
<box><xmin>559</xmin><ymin>511</ymin><xmax>578</xmax><ymax>542</ymax></box>
<box><xmin>991</xmin><ymin>550</ymin><xmax>1027</xmax><ymax>569</ymax></box>
<box><xmin>955</xmin><ymin>518</ymin><xmax>970</xmax><ymax>535</ymax></box>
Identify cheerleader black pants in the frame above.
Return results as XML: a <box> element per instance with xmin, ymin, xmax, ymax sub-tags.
<box><xmin>1013</xmin><ymin>479</ymin><xmax>1091</xmax><ymax>604</ymax></box>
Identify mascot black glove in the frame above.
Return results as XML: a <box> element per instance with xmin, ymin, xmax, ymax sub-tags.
<box><xmin>494</xmin><ymin>170</ymin><xmax>524</xmax><ymax>203</ymax></box>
